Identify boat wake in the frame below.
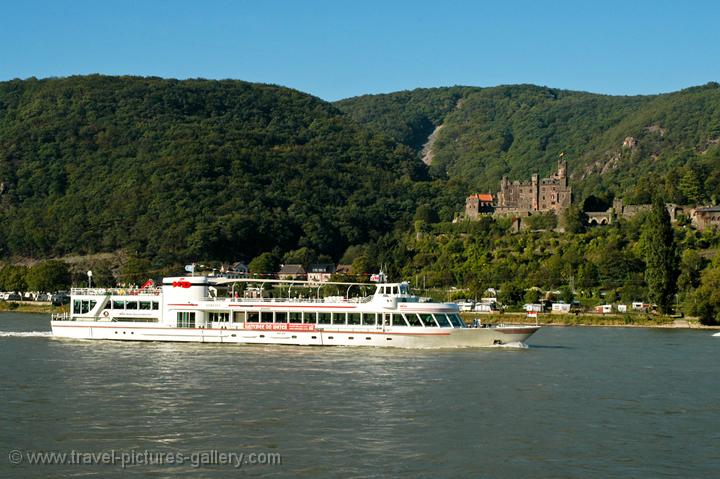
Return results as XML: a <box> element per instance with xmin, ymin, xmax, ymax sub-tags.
<box><xmin>0</xmin><ymin>331</ymin><xmax>52</xmax><ymax>338</ymax></box>
<box><xmin>490</xmin><ymin>341</ymin><xmax>529</xmax><ymax>349</ymax></box>
<box><xmin>713</xmin><ymin>332</ymin><xmax>720</xmax><ymax>337</ymax></box>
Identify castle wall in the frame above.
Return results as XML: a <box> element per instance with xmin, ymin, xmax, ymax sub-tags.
<box><xmin>496</xmin><ymin>160</ymin><xmax>571</xmax><ymax>213</ymax></box>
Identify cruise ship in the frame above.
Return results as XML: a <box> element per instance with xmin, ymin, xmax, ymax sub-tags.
<box><xmin>51</xmin><ymin>276</ymin><xmax>540</xmax><ymax>348</ymax></box>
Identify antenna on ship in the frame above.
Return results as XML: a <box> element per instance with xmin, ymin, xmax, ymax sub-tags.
<box><xmin>185</xmin><ymin>263</ymin><xmax>195</xmax><ymax>277</ymax></box>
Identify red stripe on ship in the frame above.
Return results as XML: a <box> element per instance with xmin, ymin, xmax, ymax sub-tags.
<box><xmin>228</xmin><ymin>304</ymin><xmax>357</xmax><ymax>309</ymax></box>
<box><xmin>51</xmin><ymin>324</ymin><xmax>450</xmax><ymax>335</ymax></box>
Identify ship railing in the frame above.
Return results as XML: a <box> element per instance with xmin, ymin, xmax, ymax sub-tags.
<box><xmin>70</xmin><ymin>287</ymin><xmax>163</xmax><ymax>296</ymax></box>
<box><xmin>205</xmin><ymin>295</ymin><xmax>373</xmax><ymax>303</ymax></box>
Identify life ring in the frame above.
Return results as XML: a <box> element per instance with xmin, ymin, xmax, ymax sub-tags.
<box><xmin>102</xmin><ymin>311</ymin><xmax>110</xmax><ymax>318</ymax></box>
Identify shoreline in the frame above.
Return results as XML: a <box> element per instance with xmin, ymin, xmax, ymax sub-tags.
<box><xmin>460</xmin><ymin>312</ymin><xmax>720</xmax><ymax>330</ymax></box>
<box><xmin>0</xmin><ymin>301</ymin><xmax>67</xmax><ymax>315</ymax></box>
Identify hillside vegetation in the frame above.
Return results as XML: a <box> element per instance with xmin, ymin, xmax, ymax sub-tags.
<box><xmin>336</xmin><ymin>83</ymin><xmax>720</xmax><ymax>206</ymax></box>
<box><xmin>0</xmin><ymin>76</ymin><xmax>428</xmax><ymax>264</ymax></box>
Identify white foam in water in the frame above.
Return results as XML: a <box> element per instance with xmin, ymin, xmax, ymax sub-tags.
<box><xmin>490</xmin><ymin>341</ymin><xmax>529</xmax><ymax>349</ymax></box>
<box><xmin>0</xmin><ymin>331</ymin><xmax>53</xmax><ymax>338</ymax></box>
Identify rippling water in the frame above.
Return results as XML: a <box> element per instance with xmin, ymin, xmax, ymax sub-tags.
<box><xmin>1</xmin><ymin>313</ymin><xmax>718</xmax><ymax>478</ymax></box>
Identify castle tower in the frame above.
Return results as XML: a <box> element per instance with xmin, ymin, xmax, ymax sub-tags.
<box><xmin>531</xmin><ymin>174</ymin><xmax>539</xmax><ymax>211</ymax></box>
<box><xmin>556</xmin><ymin>154</ymin><xmax>568</xmax><ymax>188</ymax></box>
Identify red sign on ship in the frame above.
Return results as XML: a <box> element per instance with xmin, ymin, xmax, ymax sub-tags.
<box><xmin>245</xmin><ymin>323</ymin><xmax>315</xmax><ymax>332</ymax></box>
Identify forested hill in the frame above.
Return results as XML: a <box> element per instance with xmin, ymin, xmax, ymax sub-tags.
<box><xmin>2</xmin><ymin>76</ymin><xmax>720</xmax><ymax>267</ymax></box>
<box><xmin>0</xmin><ymin>76</ymin><xmax>426</xmax><ymax>264</ymax></box>
<box><xmin>336</xmin><ymin>83</ymin><xmax>720</xmax><ymax>206</ymax></box>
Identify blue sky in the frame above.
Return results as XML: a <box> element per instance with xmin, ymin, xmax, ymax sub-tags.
<box><xmin>1</xmin><ymin>0</ymin><xmax>718</xmax><ymax>100</ymax></box>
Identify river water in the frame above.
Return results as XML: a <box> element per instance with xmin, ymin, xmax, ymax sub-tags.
<box><xmin>1</xmin><ymin>313</ymin><xmax>718</xmax><ymax>478</ymax></box>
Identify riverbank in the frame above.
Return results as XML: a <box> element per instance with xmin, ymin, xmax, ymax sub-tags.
<box><xmin>0</xmin><ymin>301</ymin><xmax>66</xmax><ymax>314</ymax></box>
<box><xmin>460</xmin><ymin>312</ymin><xmax>720</xmax><ymax>329</ymax></box>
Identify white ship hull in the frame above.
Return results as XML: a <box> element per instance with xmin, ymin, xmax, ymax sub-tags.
<box><xmin>52</xmin><ymin>275</ymin><xmax>540</xmax><ymax>348</ymax></box>
<box><xmin>51</xmin><ymin>321</ymin><xmax>539</xmax><ymax>348</ymax></box>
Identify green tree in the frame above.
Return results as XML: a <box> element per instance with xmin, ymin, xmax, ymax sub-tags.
<box><xmin>498</xmin><ymin>282</ymin><xmax>523</xmax><ymax>307</ymax></box>
<box><xmin>339</xmin><ymin>245</ymin><xmax>366</xmax><ymax>264</ymax></box>
<box><xmin>677</xmin><ymin>249</ymin><xmax>704</xmax><ymax>292</ymax></box>
<box><xmin>558</xmin><ymin>285</ymin><xmax>574</xmax><ymax>303</ymax></box>
<box><xmin>282</xmin><ymin>247</ymin><xmax>317</xmax><ymax>268</ymax></box>
<box><xmin>350</xmin><ymin>255</ymin><xmax>374</xmax><ymax>281</ymax></box>
<box><xmin>562</xmin><ymin>205</ymin><xmax>587</xmax><ymax>233</ymax></box>
<box><xmin>525</xmin><ymin>212</ymin><xmax>558</xmax><ymax>231</ymax></box>
<box><xmin>577</xmin><ymin>262</ymin><xmax>599</xmax><ymax>289</ymax></box>
<box><xmin>686</xmin><ymin>264</ymin><xmax>720</xmax><ymax>325</ymax></box>
<box><xmin>678</xmin><ymin>169</ymin><xmax>704</xmax><ymax>204</ymax></box>
<box><xmin>119</xmin><ymin>258</ymin><xmax>153</xmax><ymax>285</ymax></box>
<box><xmin>0</xmin><ymin>265</ymin><xmax>28</xmax><ymax>292</ymax></box>
<box><xmin>640</xmin><ymin>197</ymin><xmax>678</xmax><ymax>314</ymax></box>
<box><xmin>524</xmin><ymin>288</ymin><xmax>542</xmax><ymax>304</ymax></box>
<box><xmin>414</xmin><ymin>204</ymin><xmax>439</xmax><ymax>224</ymax></box>
<box><xmin>248</xmin><ymin>252</ymin><xmax>279</xmax><ymax>276</ymax></box>
<box><xmin>87</xmin><ymin>261</ymin><xmax>116</xmax><ymax>288</ymax></box>
<box><xmin>26</xmin><ymin>261</ymin><xmax>71</xmax><ymax>292</ymax></box>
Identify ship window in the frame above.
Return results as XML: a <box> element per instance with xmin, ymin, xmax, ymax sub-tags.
<box><xmin>362</xmin><ymin>313</ymin><xmax>376</xmax><ymax>326</ymax></box>
<box><xmin>247</xmin><ymin>312</ymin><xmax>260</xmax><ymax>323</ymax></box>
<box><xmin>209</xmin><ymin>312</ymin><xmax>230</xmax><ymax>322</ymax></box>
<box><xmin>392</xmin><ymin>314</ymin><xmax>408</xmax><ymax>327</ymax></box>
<box><xmin>113</xmin><ymin>300</ymin><xmax>125</xmax><ymax>310</ymax></box>
<box><xmin>448</xmin><ymin>314</ymin><xmax>465</xmax><ymax>328</ymax></box>
<box><xmin>73</xmin><ymin>300</ymin><xmax>96</xmax><ymax>314</ymax></box>
<box><xmin>347</xmin><ymin>313</ymin><xmax>361</xmax><ymax>325</ymax></box>
<box><xmin>232</xmin><ymin>311</ymin><xmax>244</xmax><ymax>323</ymax></box>
<box><xmin>139</xmin><ymin>301</ymin><xmax>151</xmax><ymax>310</ymax></box>
<box><xmin>126</xmin><ymin>301</ymin><xmax>138</xmax><ymax>310</ymax></box>
<box><xmin>332</xmin><ymin>313</ymin><xmax>346</xmax><ymax>325</ymax></box>
<box><xmin>275</xmin><ymin>312</ymin><xmax>288</xmax><ymax>323</ymax></box>
<box><xmin>177</xmin><ymin>312</ymin><xmax>195</xmax><ymax>328</ymax></box>
<box><xmin>419</xmin><ymin>313</ymin><xmax>438</xmax><ymax>327</ymax></box>
<box><xmin>259</xmin><ymin>311</ymin><xmax>272</xmax><ymax>323</ymax></box>
<box><xmin>305</xmin><ymin>312</ymin><xmax>317</xmax><ymax>324</ymax></box>
<box><xmin>404</xmin><ymin>313</ymin><xmax>422</xmax><ymax>327</ymax></box>
<box><xmin>318</xmin><ymin>312</ymin><xmax>331</xmax><ymax>324</ymax></box>
<box><xmin>289</xmin><ymin>312</ymin><xmax>302</xmax><ymax>323</ymax></box>
<box><xmin>152</xmin><ymin>302</ymin><xmax>159</xmax><ymax>310</ymax></box>
<box><xmin>433</xmin><ymin>313</ymin><xmax>451</xmax><ymax>327</ymax></box>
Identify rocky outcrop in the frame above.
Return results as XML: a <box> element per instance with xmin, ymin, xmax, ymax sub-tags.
<box><xmin>421</xmin><ymin>124</ymin><xmax>443</xmax><ymax>165</ymax></box>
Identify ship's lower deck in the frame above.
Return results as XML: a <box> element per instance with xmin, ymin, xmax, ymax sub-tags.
<box><xmin>51</xmin><ymin>321</ymin><xmax>539</xmax><ymax>348</ymax></box>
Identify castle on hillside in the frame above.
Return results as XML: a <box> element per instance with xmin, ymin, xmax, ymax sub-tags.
<box><xmin>495</xmin><ymin>158</ymin><xmax>572</xmax><ymax>214</ymax></box>
<box><xmin>460</xmin><ymin>154</ymin><xmax>720</xmax><ymax>232</ymax></box>
<box><xmin>463</xmin><ymin>158</ymin><xmax>572</xmax><ymax>220</ymax></box>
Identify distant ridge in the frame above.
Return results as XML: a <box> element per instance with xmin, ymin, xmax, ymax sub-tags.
<box><xmin>336</xmin><ymin>82</ymin><xmax>720</xmax><ymax>204</ymax></box>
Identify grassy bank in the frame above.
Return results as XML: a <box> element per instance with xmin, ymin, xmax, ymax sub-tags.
<box><xmin>0</xmin><ymin>301</ymin><xmax>66</xmax><ymax>314</ymax></box>
<box><xmin>460</xmin><ymin>312</ymin><xmax>714</xmax><ymax>328</ymax></box>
